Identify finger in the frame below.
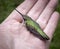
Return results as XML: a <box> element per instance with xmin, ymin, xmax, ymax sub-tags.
<box><xmin>36</xmin><ymin>0</ymin><xmax>58</xmax><ymax>29</ymax></box>
<box><xmin>27</xmin><ymin>0</ymin><xmax>49</xmax><ymax>20</ymax></box>
<box><xmin>44</xmin><ymin>11</ymin><xmax>59</xmax><ymax>40</ymax></box>
<box><xmin>16</xmin><ymin>0</ymin><xmax>37</xmax><ymax>14</ymax></box>
<box><xmin>2</xmin><ymin>0</ymin><xmax>37</xmax><ymax>24</ymax></box>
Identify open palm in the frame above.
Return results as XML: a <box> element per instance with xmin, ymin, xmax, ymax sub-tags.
<box><xmin>0</xmin><ymin>0</ymin><xmax>59</xmax><ymax>49</ymax></box>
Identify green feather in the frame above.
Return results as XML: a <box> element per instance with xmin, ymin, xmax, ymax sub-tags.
<box><xmin>15</xmin><ymin>9</ymin><xmax>50</xmax><ymax>40</ymax></box>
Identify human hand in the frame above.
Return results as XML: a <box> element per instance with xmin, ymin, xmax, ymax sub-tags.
<box><xmin>0</xmin><ymin>0</ymin><xmax>59</xmax><ymax>49</ymax></box>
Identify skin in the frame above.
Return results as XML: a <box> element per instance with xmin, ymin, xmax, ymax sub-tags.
<box><xmin>0</xmin><ymin>0</ymin><xmax>60</xmax><ymax>49</ymax></box>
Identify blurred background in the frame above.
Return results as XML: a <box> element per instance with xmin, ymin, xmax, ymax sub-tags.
<box><xmin>0</xmin><ymin>0</ymin><xmax>60</xmax><ymax>49</ymax></box>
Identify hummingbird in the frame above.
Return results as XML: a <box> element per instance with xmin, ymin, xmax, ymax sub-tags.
<box><xmin>15</xmin><ymin>9</ymin><xmax>49</xmax><ymax>40</ymax></box>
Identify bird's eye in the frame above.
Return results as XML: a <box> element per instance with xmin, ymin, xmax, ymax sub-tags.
<box><xmin>24</xmin><ymin>18</ymin><xmax>26</xmax><ymax>20</ymax></box>
<box><xmin>23</xmin><ymin>17</ymin><xmax>27</xmax><ymax>21</ymax></box>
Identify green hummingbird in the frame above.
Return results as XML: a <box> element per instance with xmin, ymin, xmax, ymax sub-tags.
<box><xmin>15</xmin><ymin>9</ymin><xmax>49</xmax><ymax>40</ymax></box>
